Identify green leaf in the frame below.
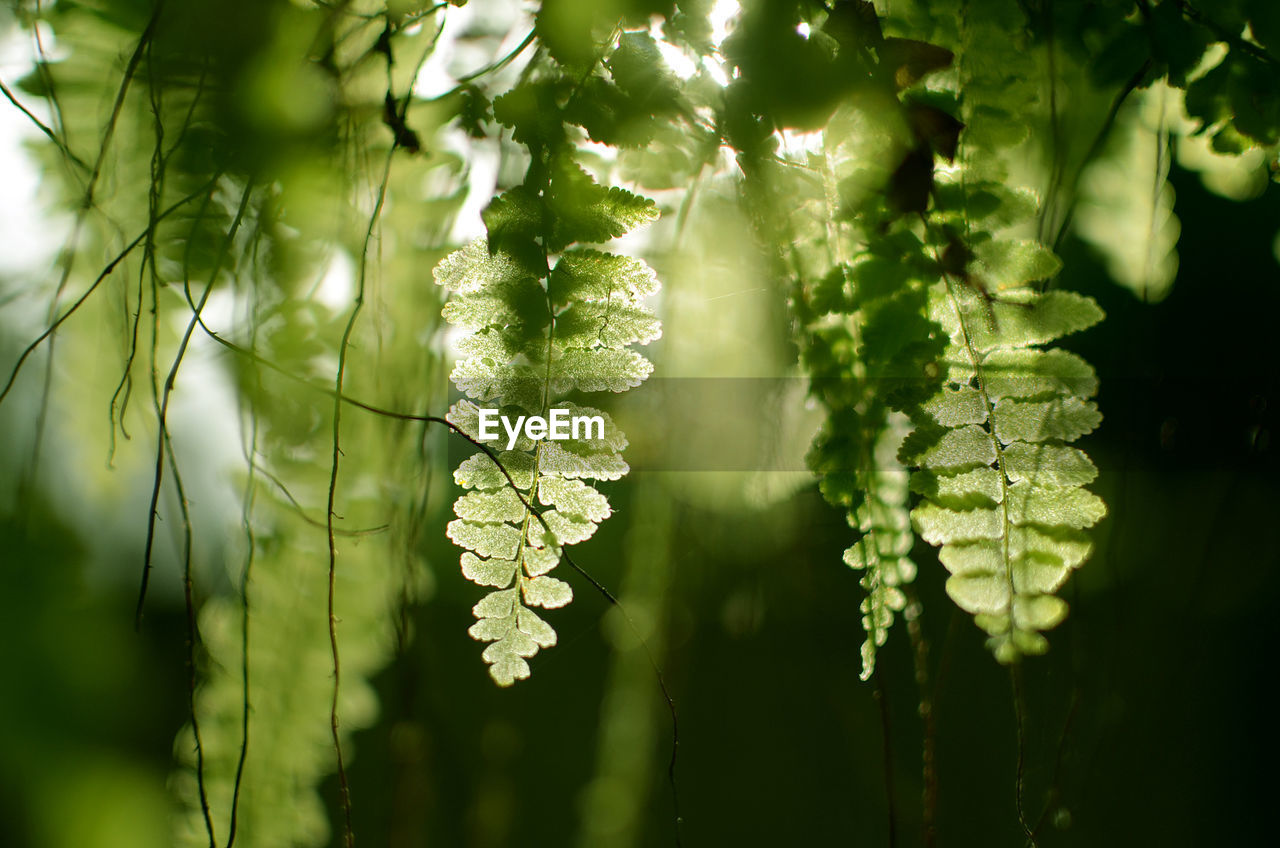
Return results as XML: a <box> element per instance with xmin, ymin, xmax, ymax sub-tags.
<box><xmin>842</xmin><ymin>469</ymin><xmax>918</xmax><ymax>681</ymax></box>
<box><xmin>537</xmin><ymin>508</ymin><xmax>600</xmax><ymax>545</ymax></box>
<box><xmin>482</xmin><ymin>185</ymin><xmax>545</xmax><ymax>267</ymax></box>
<box><xmin>991</xmin><ymin>397</ymin><xmax>1103</xmax><ymax>444</ymax></box>
<box><xmin>939</xmin><ymin>526</ymin><xmax>1093</xmax><ymax>575</ymax></box>
<box><xmin>492</xmin><ymin>79</ymin><xmax>568</xmax><ymax>149</ymax></box>
<box><xmin>537</xmin><ymin>476</ymin><xmax>612</xmax><ymax>521</ymax></box>
<box><xmin>550</xmin><ymin>249</ymin><xmax>660</xmax><ymax>305</ymax></box>
<box><xmin>981</xmin><ymin>349</ymin><xmax>1098</xmax><ymax>400</ymax></box>
<box><xmin>973</xmin><ymin>239</ymin><xmax>1062</xmax><ymax>292</ymax></box>
<box><xmin>960</xmin><ymin>290</ymin><xmax>1105</xmax><ymax>353</ymax></box>
<box><xmin>1006</xmin><ymin>481</ymin><xmax>1107</xmax><ymax>529</ymax></box>
<box><xmin>450</xmin><ymin>357</ymin><xmax>543</xmax><ymax>408</ymax></box>
<box><xmin>1001</xmin><ymin>443</ymin><xmax>1098</xmax><ymax>487</ymax></box>
<box><xmin>484</xmin><ymin>652</ymin><xmax>532</xmax><ymax>687</ymax></box>
<box><xmin>462</xmin><ymin>553</ymin><xmax>520</xmax><ymax>588</ymax></box>
<box><xmin>551</xmin><ymin>348</ymin><xmax>655</xmax><ymax>392</ymax></box>
<box><xmin>521</xmin><ymin>575</ymin><xmax>574</xmax><ymax>608</ymax></box>
<box><xmin>564</xmin><ymin>75</ymin><xmax>660</xmax><ymax>148</ymax></box>
<box><xmin>556</xmin><ymin>301</ymin><xmax>663</xmax><ymax>347</ymax></box>
<box><xmin>522</xmin><ymin>545</ymin><xmax>562</xmax><ymax>577</ymax></box>
<box><xmin>433</xmin><ymin>239</ymin><xmax>538</xmax><ymax>294</ymax></box>
<box><xmin>914</xmin><ymin>424</ymin><xmax>999</xmax><ymax>472</ymax></box>
<box><xmin>518</xmin><ymin>607</ymin><xmax>559</xmax><ymax>646</ymax></box>
<box><xmin>446</xmin><ymin>520</ymin><xmax>522</xmax><ymax>559</ymax></box>
<box><xmin>911</xmin><ymin>467</ymin><xmax>1003</xmax><ymax>509</ymax></box>
<box><xmin>538</xmin><ymin>440</ymin><xmax>630</xmax><ymax>481</ymax></box>
<box><xmin>440</xmin><ymin>292</ymin><xmax>524</xmax><ymax>329</ymax></box>
<box><xmin>922</xmin><ymin>387</ymin><xmax>988</xmax><ymax>427</ymax></box>
<box><xmin>453</xmin><ymin>488</ymin><xmax>527</xmax><ymax>523</ymax></box>
<box><xmin>847</xmin><ymin>257</ymin><xmax>913</xmax><ymax>306</ymax></box>
<box><xmin>454</xmin><ymin>451</ymin><xmax>537</xmax><ymax>491</ymax></box>
<box><xmin>912</xmin><ymin>502</ymin><xmax>1003</xmax><ymax>545</ymax></box>
<box><xmin>535</xmin><ymin>0</ymin><xmax>611</xmax><ymax>68</ymax></box>
<box><xmin>473</xmin><ymin>588</ymin><xmax>519</xmax><ymax>620</ymax></box>
<box><xmin>547</xmin><ymin>158</ymin><xmax>660</xmax><ymax>250</ymax></box>
<box><xmin>933</xmin><ymin>182</ymin><xmax>1039</xmax><ymax>230</ymax></box>
<box><xmin>608</xmin><ymin>31</ymin><xmax>680</xmax><ymax>107</ymax></box>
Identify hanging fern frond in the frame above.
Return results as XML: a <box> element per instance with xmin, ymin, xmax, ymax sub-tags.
<box><xmin>719</xmin><ymin>0</ymin><xmax>959</xmax><ymax>679</ymax></box>
<box><xmin>834</xmin><ymin>419</ymin><xmax>919</xmax><ymax>680</ymax></box>
<box><xmin>903</xmin><ymin>278</ymin><xmax>1105</xmax><ymax>661</ymax></box>
<box><xmin>885</xmin><ymin>0</ymin><xmax>1107</xmax><ymax>661</ymax></box>
<box><xmin>434</xmin><ymin>154</ymin><xmax>660</xmax><ymax>685</ymax></box>
<box><xmin>799</xmin><ymin>231</ymin><xmax>946</xmax><ymax>679</ymax></box>
<box><xmin>733</xmin><ymin>0</ymin><xmax>1113</xmax><ymax>670</ymax></box>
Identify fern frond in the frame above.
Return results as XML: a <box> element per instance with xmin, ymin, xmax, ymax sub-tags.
<box><xmin>874</xmin><ymin>0</ymin><xmax>1112</xmax><ymax>662</ymax></box>
<box><xmin>905</xmin><ymin>279</ymin><xmax>1106</xmax><ymax>661</ymax></box>
<box><xmin>802</xmin><ymin>249</ymin><xmax>943</xmax><ymax>678</ymax></box>
<box><xmin>840</xmin><ymin>420</ymin><xmax>918</xmax><ymax>680</ymax></box>
<box><xmin>727</xmin><ymin>10</ymin><xmax>957</xmax><ymax>678</ymax></box>
<box><xmin>434</xmin><ymin>164</ymin><xmax>659</xmax><ymax>685</ymax></box>
<box><xmin>795</xmin><ymin>152</ymin><xmax>947</xmax><ymax>679</ymax></box>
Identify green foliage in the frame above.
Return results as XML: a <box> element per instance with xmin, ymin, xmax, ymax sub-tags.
<box><xmin>430</xmin><ymin>10</ymin><xmax>690</xmax><ymax>684</ymax></box>
<box><xmin>725</xmin><ymin>0</ymin><xmax>1115</xmax><ymax>671</ymax></box>
<box><xmin>436</xmin><ymin>102</ymin><xmax>661</xmax><ymax>683</ymax></box>
<box><xmin>906</xmin><ymin>0</ymin><xmax>1109</xmax><ymax>662</ymax></box>
<box><xmin>799</xmin><ymin>228</ymin><xmax>943</xmax><ymax>678</ymax></box>
<box><xmin>176</xmin><ymin>485</ymin><xmax>400</xmax><ymax>848</ymax></box>
<box><xmin>837</xmin><ymin>425</ymin><xmax>919</xmax><ymax>679</ymax></box>
<box><xmin>1</xmin><ymin>1</ymin><xmax>468</xmax><ymax>845</ymax></box>
<box><xmin>904</xmin><ymin>285</ymin><xmax>1106</xmax><ymax>660</ymax></box>
<box><xmin>7</xmin><ymin>0</ymin><xmax>1280</xmax><ymax>844</ymax></box>
<box><xmin>721</xmin><ymin>0</ymin><xmax>957</xmax><ymax>678</ymax></box>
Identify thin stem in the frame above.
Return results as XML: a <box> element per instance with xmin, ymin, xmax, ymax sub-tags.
<box><xmin>903</xmin><ymin>587</ymin><xmax>937</xmax><ymax>848</ymax></box>
<box><xmin>873</xmin><ymin>669</ymin><xmax>898</xmax><ymax>848</ymax></box>
<box><xmin>165</xmin><ymin>428</ymin><xmax>216</xmax><ymax>848</ymax></box>
<box><xmin>1010</xmin><ymin>663</ymin><xmax>1036</xmax><ymax>846</ymax></box>
<box><xmin>254</xmin><ymin>464</ymin><xmax>389</xmax><ymax>536</ymax></box>
<box><xmin>324</xmin><ymin>167</ymin><xmax>388</xmax><ymax>848</ymax></box>
<box><xmin>454</xmin><ymin>29</ymin><xmax>537</xmax><ymax>86</ymax></box>
<box><xmin>109</xmin><ymin>51</ymin><xmax>212</xmax><ymax>461</ymax></box>
<box><xmin>1030</xmin><ymin>690</ymin><xmax>1079</xmax><ymax>839</ymax></box>
<box><xmin>136</xmin><ymin>181</ymin><xmax>253</xmax><ymax>628</ymax></box>
<box><xmin>30</xmin><ymin>0</ymin><xmax>77</xmax><ymax>179</ymax></box>
<box><xmin>321</xmin><ymin>27</ymin><xmax>440</xmax><ymax>843</ymax></box>
<box><xmin>0</xmin><ymin>184</ymin><xmax>215</xmax><ymax>409</ymax></box>
<box><xmin>0</xmin><ymin>76</ymin><xmax>89</xmax><ymax>173</ymax></box>
<box><xmin>24</xmin><ymin>0</ymin><xmax>165</xmax><ymax>493</ymax></box>
<box><xmin>226</xmin><ymin>258</ymin><xmax>266</xmax><ymax>848</ymax></box>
